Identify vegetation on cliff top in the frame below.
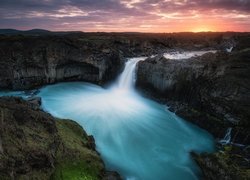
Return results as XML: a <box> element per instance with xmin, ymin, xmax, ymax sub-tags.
<box><xmin>52</xmin><ymin>120</ymin><xmax>103</xmax><ymax>180</ymax></box>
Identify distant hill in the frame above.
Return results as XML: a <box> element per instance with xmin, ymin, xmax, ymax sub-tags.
<box><xmin>0</xmin><ymin>29</ymin><xmax>83</xmax><ymax>36</ymax></box>
<box><xmin>25</xmin><ymin>29</ymin><xmax>51</xmax><ymax>34</ymax></box>
<box><xmin>0</xmin><ymin>29</ymin><xmax>21</xmax><ymax>34</ymax></box>
<box><xmin>0</xmin><ymin>29</ymin><xmax>51</xmax><ymax>35</ymax></box>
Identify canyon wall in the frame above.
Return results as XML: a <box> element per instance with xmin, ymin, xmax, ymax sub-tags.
<box><xmin>136</xmin><ymin>40</ymin><xmax>250</xmax><ymax>179</ymax></box>
<box><xmin>137</xmin><ymin>50</ymin><xmax>250</xmax><ymax>144</ymax></box>
<box><xmin>0</xmin><ymin>32</ymin><xmax>241</xmax><ymax>90</ymax></box>
<box><xmin>0</xmin><ymin>35</ymin><xmax>124</xmax><ymax>90</ymax></box>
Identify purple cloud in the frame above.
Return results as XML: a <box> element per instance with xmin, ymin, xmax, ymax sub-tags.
<box><xmin>0</xmin><ymin>0</ymin><xmax>249</xmax><ymax>32</ymax></box>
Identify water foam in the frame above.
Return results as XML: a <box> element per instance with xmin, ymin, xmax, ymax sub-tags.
<box><xmin>163</xmin><ymin>50</ymin><xmax>216</xmax><ymax>60</ymax></box>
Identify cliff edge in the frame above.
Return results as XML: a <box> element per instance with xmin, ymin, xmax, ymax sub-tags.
<box><xmin>0</xmin><ymin>97</ymin><xmax>121</xmax><ymax>180</ymax></box>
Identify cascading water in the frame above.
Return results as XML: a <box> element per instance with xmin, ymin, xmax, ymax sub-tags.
<box><xmin>0</xmin><ymin>57</ymin><xmax>215</xmax><ymax>180</ymax></box>
<box><xmin>219</xmin><ymin>128</ymin><xmax>232</xmax><ymax>145</ymax></box>
<box><xmin>116</xmin><ymin>57</ymin><xmax>145</xmax><ymax>91</ymax></box>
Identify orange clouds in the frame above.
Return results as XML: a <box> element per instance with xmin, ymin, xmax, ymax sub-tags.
<box><xmin>0</xmin><ymin>0</ymin><xmax>249</xmax><ymax>32</ymax></box>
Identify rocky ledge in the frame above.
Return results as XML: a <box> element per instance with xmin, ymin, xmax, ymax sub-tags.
<box><xmin>0</xmin><ymin>97</ymin><xmax>121</xmax><ymax>180</ymax></box>
<box><xmin>136</xmin><ymin>36</ymin><xmax>250</xmax><ymax>179</ymax></box>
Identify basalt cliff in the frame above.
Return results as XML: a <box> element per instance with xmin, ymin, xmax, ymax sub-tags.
<box><xmin>0</xmin><ymin>35</ymin><xmax>122</xmax><ymax>90</ymax></box>
<box><xmin>136</xmin><ymin>34</ymin><xmax>250</xmax><ymax>179</ymax></box>
<box><xmin>0</xmin><ymin>32</ymin><xmax>241</xmax><ymax>90</ymax></box>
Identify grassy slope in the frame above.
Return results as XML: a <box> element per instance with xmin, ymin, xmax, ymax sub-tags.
<box><xmin>52</xmin><ymin>120</ymin><xmax>104</xmax><ymax>180</ymax></box>
<box><xmin>0</xmin><ymin>98</ymin><xmax>106</xmax><ymax>180</ymax></box>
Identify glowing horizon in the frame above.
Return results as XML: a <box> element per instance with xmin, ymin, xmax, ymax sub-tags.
<box><xmin>0</xmin><ymin>0</ymin><xmax>249</xmax><ymax>32</ymax></box>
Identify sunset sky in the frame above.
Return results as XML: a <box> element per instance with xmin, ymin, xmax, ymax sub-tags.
<box><xmin>0</xmin><ymin>0</ymin><xmax>249</xmax><ymax>32</ymax></box>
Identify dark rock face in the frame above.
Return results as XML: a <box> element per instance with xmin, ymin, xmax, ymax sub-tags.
<box><xmin>137</xmin><ymin>50</ymin><xmax>250</xmax><ymax>145</ymax></box>
<box><xmin>103</xmin><ymin>171</ymin><xmax>122</xmax><ymax>180</ymax></box>
<box><xmin>0</xmin><ymin>35</ymin><xmax>123</xmax><ymax>90</ymax></box>
<box><xmin>0</xmin><ymin>32</ymin><xmax>245</xmax><ymax>90</ymax></box>
<box><xmin>0</xmin><ymin>33</ymin><xmax>172</xmax><ymax>90</ymax></box>
<box><xmin>0</xmin><ymin>97</ymin><xmax>121</xmax><ymax>179</ymax></box>
<box><xmin>87</xmin><ymin>135</ymin><xmax>96</xmax><ymax>150</ymax></box>
<box><xmin>136</xmin><ymin>41</ymin><xmax>250</xmax><ymax>179</ymax></box>
<box><xmin>192</xmin><ymin>144</ymin><xmax>250</xmax><ymax>180</ymax></box>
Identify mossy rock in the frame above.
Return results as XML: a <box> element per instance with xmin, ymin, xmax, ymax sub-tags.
<box><xmin>52</xmin><ymin>120</ymin><xmax>104</xmax><ymax>180</ymax></box>
<box><xmin>193</xmin><ymin>145</ymin><xmax>250</xmax><ymax>180</ymax></box>
<box><xmin>0</xmin><ymin>97</ymin><xmax>110</xmax><ymax>180</ymax></box>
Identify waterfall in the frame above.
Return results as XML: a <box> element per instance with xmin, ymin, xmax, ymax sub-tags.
<box><xmin>115</xmin><ymin>57</ymin><xmax>146</xmax><ymax>91</ymax></box>
<box><xmin>219</xmin><ymin>127</ymin><xmax>232</xmax><ymax>145</ymax></box>
<box><xmin>0</xmin><ymin>55</ymin><xmax>216</xmax><ymax>180</ymax></box>
<box><xmin>226</xmin><ymin>46</ymin><xmax>233</xmax><ymax>53</ymax></box>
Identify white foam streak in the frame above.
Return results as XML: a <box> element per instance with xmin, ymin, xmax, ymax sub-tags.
<box><xmin>163</xmin><ymin>50</ymin><xmax>216</xmax><ymax>60</ymax></box>
<box><xmin>219</xmin><ymin>127</ymin><xmax>232</xmax><ymax>145</ymax></box>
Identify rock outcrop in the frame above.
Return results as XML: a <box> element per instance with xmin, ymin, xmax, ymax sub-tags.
<box><xmin>0</xmin><ymin>35</ymin><xmax>124</xmax><ymax>90</ymax></box>
<box><xmin>136</xmin><ymin>36</ymin><xmax>250</xmax><ymax>179</ymax></box>
<box><xmin>0</xmin><ymin>97</ymin><xmax>121</xmax><ymax>179</ymax></box>
<box><xmin>0</xmin><ymin>32</ymin><xmax>246</xmax><ymax>90</ymax></box>
<box><xmin>192</xmin><ymin>144</ymin><xmax>250</xmax><ymax>180</ymax></box>
<box><xmin>137</xmin><ymin>49</ymin><xmax>250</xmax><ymax>144</ymax></box>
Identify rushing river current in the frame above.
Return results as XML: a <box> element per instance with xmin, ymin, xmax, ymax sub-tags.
<box><xmin>0</xmin><ymin>56</ymin><xmax>215</xmax><ymax>180</ymax></box>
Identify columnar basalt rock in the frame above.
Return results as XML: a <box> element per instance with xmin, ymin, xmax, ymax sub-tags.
<box><xmin>137</xmin><ymin>50</ymin><xmax>250</xmax><ymax>144</ymax></box>
<box><xmin>1</xmin><ymin>32</ymin><xmax>246</xmax><ymax>90</ymax></box>
<box><xmin>136</xmin><ymin>48</ymin><xmax>250</xmax><ymax>179</ymax></box>
<box><xmin>0</xmin><ymin>36</ymin><xmax>124</xmax><ymax>90</ymax></box>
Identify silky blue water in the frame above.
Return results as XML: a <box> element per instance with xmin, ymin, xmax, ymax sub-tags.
<box><xmin>0</xmin><ymin>57</ymin><xmax>215</xmax><ymax>180</ymax></box>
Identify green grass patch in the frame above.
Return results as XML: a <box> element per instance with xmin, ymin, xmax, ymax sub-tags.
<box><xmin>52</xmin><ymin>160</ymin><xmax>99</xmax><ymax>180</ymax></box>
<box><xmin>51</xmin><ymin>120</ymin><xmax>104</xmax><ymax>180</ymax></box>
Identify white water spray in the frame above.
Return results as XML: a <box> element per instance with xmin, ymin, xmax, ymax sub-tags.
<box><xmin>115</xmin><ymin>57</ymin><xmax>146</xmax><ymax>91</ymax></box>
<box><xmin>163</xmin><ymin>50</ymin><xmax>217</xmax><ymax>60</ymax></box>
<box><xmin>219</xmin><ymin>128</ymin><xmax>232</xmax><ymax>145</ymax></box>
<box><xmin>226</xmin><ymin>46</ymin><xmax>233</xmax><ymax>53</ymax></box>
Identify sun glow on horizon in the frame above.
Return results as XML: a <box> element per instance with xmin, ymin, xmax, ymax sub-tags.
<box><xmin>191</xmin><ymin>27</ymin><xmax>215</xmax><ymax>32</ymax></box>
<box><xmin>189</xmin><ymin>22</ymin><xmax>218</xmax><ymax>32</ymax></box>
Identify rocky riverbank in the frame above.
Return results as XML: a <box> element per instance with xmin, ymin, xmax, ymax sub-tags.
<box><xmin>136</xmin><ymin>35</ymin><xmax>250</xmax><ymax>179</ymax></box>
<box><xmin>0</xmin><ymin>97</ymin><xmax>121</xmax><ymax>180</ymax></box>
